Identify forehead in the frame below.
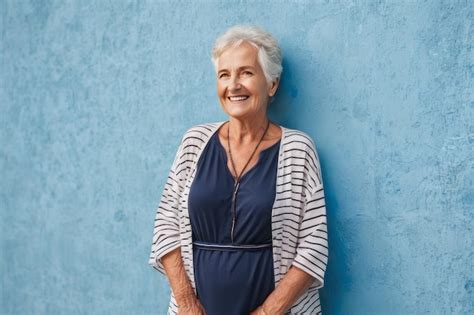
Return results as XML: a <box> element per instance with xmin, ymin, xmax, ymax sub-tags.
<box><xmin>217</xmin><ymin>41</ymin><xmax>260</xmax><ymax>70</ymax></box>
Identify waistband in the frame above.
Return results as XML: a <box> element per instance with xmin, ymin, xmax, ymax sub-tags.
<box><xmin>193</xmin><ymin>241</ymin><xmax>272</xmax><ymax>251</ymax></box>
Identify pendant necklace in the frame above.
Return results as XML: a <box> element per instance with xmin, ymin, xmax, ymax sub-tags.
<box><xmin>227</xmin><ymin>119</ymin><xmax>271</xmax><ymax>243</ymax></box>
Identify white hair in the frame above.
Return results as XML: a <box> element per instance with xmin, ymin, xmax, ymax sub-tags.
<box><xmin>211</xmin><ymin>25</ymin><xmax>283</xmax><ymax>83</ymax></box>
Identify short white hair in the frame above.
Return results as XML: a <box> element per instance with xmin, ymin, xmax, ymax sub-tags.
<box><xmin>211</xmin><ymin>25</ymin><xmax>283</xmax><ymax>83</ymax></box>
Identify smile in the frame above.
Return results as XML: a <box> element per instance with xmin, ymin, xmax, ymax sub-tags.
<box><xmin>228</xmin><ymin>95</ymin><xmax>249</xmax><ymax>101</ymax></box>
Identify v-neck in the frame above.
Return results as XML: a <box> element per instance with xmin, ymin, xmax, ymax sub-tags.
<box><xmin>214</xmin><ymin>126</ymin><xmax>282</xmax><ymax>182</ymax></box>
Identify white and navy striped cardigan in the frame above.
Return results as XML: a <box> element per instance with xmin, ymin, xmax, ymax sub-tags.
<box><xmin>149</xmin><ymin>121</ymin><xmax>328</xmax><ymax>314</ymax></box>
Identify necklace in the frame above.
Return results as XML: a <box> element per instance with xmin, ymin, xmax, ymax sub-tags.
<box><xmin>226</xmin><ymin>119</ymin><xmax>271</xmax><ymax>243</ymax></box>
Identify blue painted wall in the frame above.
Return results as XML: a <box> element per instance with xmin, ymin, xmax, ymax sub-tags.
<box><xmin>1</xmin><ymin>1</ymin><xmax>472</xmax><ymax>314</ymax></box>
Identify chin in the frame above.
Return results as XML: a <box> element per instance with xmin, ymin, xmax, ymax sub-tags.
<box><xmin>224</xmin><ymin>104</ymin><xmax>260</xmax><ymax>119</ymax></box>
<box><xmin>226</xmin><ymin>111</ymin><xmax>252</xmax><ymax>120</ymax></box>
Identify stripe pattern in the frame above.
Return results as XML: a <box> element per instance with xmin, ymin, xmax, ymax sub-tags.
<box><xmin>149</xmin><ymin>121</ymin><xmax>328</xmax><ymax>314</ymax></box>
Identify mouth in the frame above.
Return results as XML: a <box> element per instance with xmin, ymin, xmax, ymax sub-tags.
<box><xmin>227</xmin><ymin>95</ymin><xmax>249</xmax><ymax>102</ymax></box>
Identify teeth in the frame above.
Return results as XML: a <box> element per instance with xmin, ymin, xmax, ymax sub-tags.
<box><xmin>229</xmin><ymin>96</ymin><xmax>249</xmax><ymax>101</ymax></box>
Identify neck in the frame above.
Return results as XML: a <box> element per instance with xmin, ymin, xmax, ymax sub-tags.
<box><xmin>227</xmin><ymin>115</ymin><xmax>270</xmax><ymax>145</ymax></box>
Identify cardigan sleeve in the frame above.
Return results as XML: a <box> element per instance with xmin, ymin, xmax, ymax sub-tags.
<box><xmin>148</xmin><ymin>135</ymin><xmax>187</xmax><ymax>276</ymax></box>
<box><xmin>291</xmin><ymin>140</ymin><xmax>328</xmax><ymax>289</ymax></box>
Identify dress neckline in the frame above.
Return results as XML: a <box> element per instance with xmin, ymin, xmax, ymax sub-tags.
<box><xmin>214</xmin><ymin>131</ymin><xmax>281</xmax><ymax>182</ymax></box>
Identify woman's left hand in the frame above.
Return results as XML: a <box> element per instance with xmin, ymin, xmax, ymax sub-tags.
<box><xmin>250</xmin><ymin>304</ymin><xmax>283</xmax><ymax>315</ymax></box>
<box><xmin>249</xmin><ymin>305</ymin><xmax>266</xmax><ymax>315</ymax></box>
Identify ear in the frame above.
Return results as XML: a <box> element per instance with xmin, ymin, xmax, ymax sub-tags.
<box><xmin>268</xmin><ymin>77</ymin><xmax>280</xmax><ymax>97</ymax></box>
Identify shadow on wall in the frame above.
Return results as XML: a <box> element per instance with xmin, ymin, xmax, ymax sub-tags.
<box><xmin>269</xmin><ymin>53</ymin><xmax>352</xmax><ymax>314</ymax></box>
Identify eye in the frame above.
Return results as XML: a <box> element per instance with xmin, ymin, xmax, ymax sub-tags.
<box><xmin>242</xmin><ymin>71</ymin><xmax>253</xmax><ymax>76</ymax></box>
<box><xmin>219</xmin><ymin>73</ymin><xmax>229</xmax><ymax>79</ymax></box>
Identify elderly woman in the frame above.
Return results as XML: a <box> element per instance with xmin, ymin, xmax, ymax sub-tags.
<box><xmin>149</xmin><ymin>25</ymin><xmax>328</xmax><ymax>315</ymax></box>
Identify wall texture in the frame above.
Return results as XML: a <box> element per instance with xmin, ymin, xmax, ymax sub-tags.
<box><xmin>1</xmin><ymin>1</ymin><xmax>472</xmax><ymax>314</ymax></box>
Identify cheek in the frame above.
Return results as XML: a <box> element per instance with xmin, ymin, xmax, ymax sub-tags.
<box><xmin>249</xmin><ymin>79</ymin><xmax>268</xmax><ymax>96</ymax></box>
<box><xmin>255</xmin><ymin>85</ymin><xmax>269</xmax><ymax>99</ymax></box>
<box><xmin>217</xmin><ymin>84</ymin><xmax>225</xmax><ymax>97</ymax></box>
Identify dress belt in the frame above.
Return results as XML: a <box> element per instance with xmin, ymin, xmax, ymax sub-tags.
<box><xmin>193</xmin><ymin>241</ymin><xmax>272</xmax><ymax>251</ymax></box>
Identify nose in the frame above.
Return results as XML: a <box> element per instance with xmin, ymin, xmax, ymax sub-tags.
<box><xmin>229</xmin><ymin>75</ymin><xmax>242</xmax><ymax>91</ymax></box>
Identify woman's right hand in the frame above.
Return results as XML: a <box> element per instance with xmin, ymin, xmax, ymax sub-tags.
<box><xmin>161</xmin><ymin>248</ymin><xmax>206</xmax><ymax>314</ymax></box>
<box><xmin>177</xmin><ymin>296</ymin><xmax>206</xmax><ymax>315</ymax></box>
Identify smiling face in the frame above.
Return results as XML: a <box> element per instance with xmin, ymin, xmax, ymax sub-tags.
<box><xmin>216</xmin><ymin>41</ymin><xmax>279</xmax><ymax>120</ymax></box>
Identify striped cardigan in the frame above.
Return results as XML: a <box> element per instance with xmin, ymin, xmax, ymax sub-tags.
<box><xmin>149</xmin><ymin>121</ymin><xmax>328</xmax><ymax>314</ymax></box>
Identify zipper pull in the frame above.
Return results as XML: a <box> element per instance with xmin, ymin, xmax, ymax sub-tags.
<box><xmin>232</xmin><ymin>181</ymin><xmax>240</xmax><ymax>200</ymax></box>
<box><xmin>231</xmin><ymin>180</ymin><xmax>240</xmax><ymax>243</ymax></box>
<box><xmin>231</xmin><ymin>217</ymin><xmax>236</xmax><ymax>243</ymax></box>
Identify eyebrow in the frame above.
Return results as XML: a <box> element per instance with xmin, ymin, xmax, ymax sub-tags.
<box><xmin>217</xmin><ymin>66</ymin><xmax>256</xmax><ymax>74</ymax></box>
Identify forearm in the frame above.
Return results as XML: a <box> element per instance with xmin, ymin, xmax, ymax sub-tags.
<box><xmin>160</xmin><ymin>247</ymin><xmax>196</xmax><ymax>307</ymax></box>
<box><xmin>262</xmin><ymin>265</ymin><xmax>319</xmax><ymax>314</ymax></box>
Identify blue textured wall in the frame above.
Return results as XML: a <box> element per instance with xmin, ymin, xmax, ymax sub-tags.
<box><xmin>1</xmin><ymin>1</ymin><xmax>472</xmax><ymax>314</ymax></box>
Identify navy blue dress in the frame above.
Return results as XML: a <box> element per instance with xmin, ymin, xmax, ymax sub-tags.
<box><xmin>188</xmin><ymin>131</ymin><xmax>281</xmax><ymax>315</ymax></box>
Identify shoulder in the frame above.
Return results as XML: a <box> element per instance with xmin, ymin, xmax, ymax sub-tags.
<box><xmin>282</xmin><ymin>127</ymin><xmax>324</xmax><ymax>192</ymax></box>
<box><xmin>182</xmin><ymin>122</ymin><xmax>221</xmax><ymax>140</ymax></box>
<box><xmin>282</xmin><ymin>126</ymin><xmax>318</xmax><ymax>155</ymax></box>
<box><xmin>170</xmin><ymin>122</ymin><xmax>224</xmax><ymax>176</ymax></box>
<box><xmin>178</xmin><ymin>121</ymin><xmax>224</xmax><ymax>147</ymax></box>
<box><xmin>184</xmin><ymin>121</ymin><xmax>223</xmax><ymax>137</ymax></box>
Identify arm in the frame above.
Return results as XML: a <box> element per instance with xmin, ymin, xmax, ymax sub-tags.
<box><xmin>290</xmin><ymin>138</ymin><xmax>328</xmax><ymax>289</ymax></box>
<box><xmin>149</xmin><ymin>130</ymin><xmax>205</xmax><ymax>314</ymax></box>
<box><xmin>161</xmin><ymin>247</ymin><xmax>205</xmax><ymax>313</ymax></box>
<box><xmin>254</xmin><ymin>139</ymin><xmax>328</xmax><ymax>314</ymax></box>
<box><xmin>256</xmin><ymin>265</ymin><xmax>320</xmax><ymax>314</ymax></box>
<box><xmin>149</xmin><ymin>131</ymin><xmax>190</xmax><ymax>274</ymax></box>
<box><xmin>253</xmin><ymin>196</ymin><xmax>327</xmax><ymax>315</ymax></box>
